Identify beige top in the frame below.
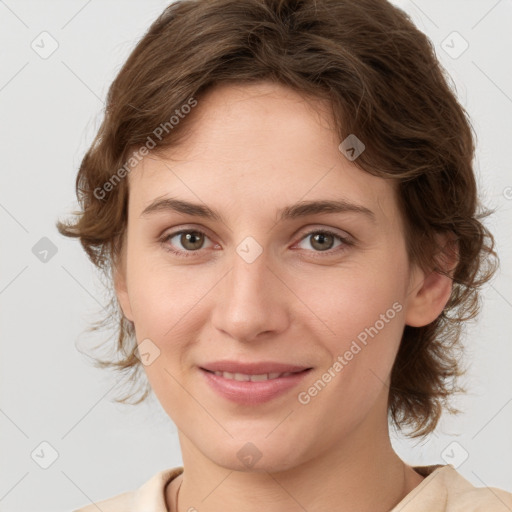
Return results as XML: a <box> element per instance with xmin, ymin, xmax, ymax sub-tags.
<box><xmin>73</xmin><ymin>464</ymin><xmax>512</xmax><ymax>511</ymax></box>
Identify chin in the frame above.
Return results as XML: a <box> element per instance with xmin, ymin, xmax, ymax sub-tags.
<box><xmin>201</xmin><ymin>437</ymin><xmax>305</xmax><ymax>474</ymax></box>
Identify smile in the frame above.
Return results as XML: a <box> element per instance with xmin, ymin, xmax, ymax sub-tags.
<box><xmin>200</xmin><ymin>367</ymin><xmax>312</xmax><ymax>405</ymax></box>
<box><xmin>206</xmin><ymin>370</ymin><xmax>298</xmax><ymax>381</ymax></box>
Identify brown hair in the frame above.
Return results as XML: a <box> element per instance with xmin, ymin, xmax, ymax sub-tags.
<box><xmin>56</xmin><ymin>0</ymin><xmax>497</xmax><ymax>438</ymax></box>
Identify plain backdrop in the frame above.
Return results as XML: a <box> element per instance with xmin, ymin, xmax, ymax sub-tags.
<box><xmin>0</xmin><ymin>1</ymin><xmax>511</xmax><ymax>511</ymax></box>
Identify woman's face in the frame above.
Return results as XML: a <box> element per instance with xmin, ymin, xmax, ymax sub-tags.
<box><xmin>115</xmin><ymin>81</ymin><xmax>424</xmax><ymax>471</ymax></box>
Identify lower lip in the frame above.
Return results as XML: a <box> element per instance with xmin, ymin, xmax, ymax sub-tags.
<box><xmin>200</xmin><ymin>368</ymin><xmax>312</xmax><ymax>405</ymax></box>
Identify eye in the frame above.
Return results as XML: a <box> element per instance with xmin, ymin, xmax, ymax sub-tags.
<box><xmin>160</xmin><ymin>229</ymin><xmax>216</xmax><ymax>258</ymax></box>
<box><xmin>159</xmin><ymin>227</ymin><xmax>353</xmax><ymax>259</ymax></box>
<box><xmin>295</xmin><ymin>229</ymin><xmax>353</xmax><ymax>255</ymax></box>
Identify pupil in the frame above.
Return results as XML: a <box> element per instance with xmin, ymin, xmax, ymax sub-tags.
<box><xmin>183</xmin><ymin>232</ymin><xmax>202</xmax><ymax>249</ymax></box>
<box><xmin>313</xmin><ymin>233</ymin><xmax>332</xmax><ymax>251</ymax></box>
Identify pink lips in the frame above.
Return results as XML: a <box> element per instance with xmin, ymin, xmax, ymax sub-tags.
<box><xmin>200</xmin><ymin>360</ymin><xmax>311</xmax><ymax>375</ymax></box>
<box><xmin>199</xmin><ymin>360</ymin><xmax>313</xmax><ymax>405</ymax></box>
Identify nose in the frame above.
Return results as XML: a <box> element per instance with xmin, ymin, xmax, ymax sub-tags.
<box><xmin>210</xmin><ymin>245</ymin><xmax>291</xmax><ymax>343</ymax></box>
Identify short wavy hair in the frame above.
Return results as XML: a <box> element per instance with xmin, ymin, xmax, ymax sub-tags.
<box><xmin>56</xmin><ymin>0</ymin><xmax>497</xmax><ymax>438</ymax></box>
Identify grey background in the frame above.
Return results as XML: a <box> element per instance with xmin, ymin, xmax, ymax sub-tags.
<box><xmin>0</xmin><ymin>1</ymin><xmax>511</xmax><ymax>510</ymax></box>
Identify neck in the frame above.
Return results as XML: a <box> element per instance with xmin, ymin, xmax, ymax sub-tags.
<box><xmin>167</xmin><ymin>412</ymin><xmax>424</xmax><ymax>512</ymax></box>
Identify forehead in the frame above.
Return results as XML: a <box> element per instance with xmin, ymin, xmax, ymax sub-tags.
<box><xmin>127</xmin><ymin>82</ymin><xmax>399</xmax><ymax>226</ymax></box>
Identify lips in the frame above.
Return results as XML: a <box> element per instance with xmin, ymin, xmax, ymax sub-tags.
<box><xmin>200</xmin><ymin>364</ymin><xmax>313</xmax><ymax>405</ymax></box>
<box><xmin>200</xmin><ymin>360</ymin><xmax>312</xmax><ymax>375</ymax></box>
<box><xmin>206</xmin><ymin>370</ymin><xmax>300</xmax><ymax>381</ymax></box>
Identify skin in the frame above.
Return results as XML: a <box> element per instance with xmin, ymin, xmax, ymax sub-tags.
<box><xmin>114</xmin><ymin>81</ymin><xmax>456</xmax><ymax>512</ymax></box>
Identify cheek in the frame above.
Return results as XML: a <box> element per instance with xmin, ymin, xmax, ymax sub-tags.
<box><xmin>293</xmin><ymin>271</ymin><xmax>406</xmax><ymax>425</ymax></box>
<box><xmin>125</xmin><ymin>247</ymin><xmax>208</xmax><ymax>334</ymax></box>
<box><xmin>300</xmin><ymin>263</ymin><xmax>405</xmax><ymax>336</ymax></box>
<box><xmin>293</xmin><ymin>256</ymin><xmax>408</xmax><ymax>380</ymax></box>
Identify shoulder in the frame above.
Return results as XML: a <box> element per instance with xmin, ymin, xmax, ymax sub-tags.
<box><xmin>393</xmin><ymin>464</ymin><xmax>512</xmax><ymax>512</ymax></box>
<box><xmin>446</xmin><ymin>478</ymin><xmax>512</xmax><ymax>511</ymax></box>
<box><xmin>442</xmin><ymin>465</ymin><xmax>512</xmax><ymax>511</ymax></box>
<box><xmin>72</xmin><ymin>490</ymin><xmax>133</xmax><ymax>512</ymax></box>
<box><xmin>72</xmin><ymin>466</ymin><xmax>184</xmax><ymax>512</ymax></box>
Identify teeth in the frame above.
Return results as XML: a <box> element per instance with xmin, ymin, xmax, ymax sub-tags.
<box><xmin>212</xmin><ymin>371</ymin><xmax>295</xmax><ymax>381</ymax></box>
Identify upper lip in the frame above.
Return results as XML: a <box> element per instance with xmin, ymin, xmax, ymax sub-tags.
<box><xmin>200</xmin><ymin>361</ymin><xmax>312</xmax><ymax>375</ymax></box>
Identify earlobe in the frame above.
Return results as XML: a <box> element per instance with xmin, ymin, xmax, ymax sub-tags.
<box><xmin>404</xmin><ymin>233</ymin><xmax>459</xmax><ymax>328</ymax></box>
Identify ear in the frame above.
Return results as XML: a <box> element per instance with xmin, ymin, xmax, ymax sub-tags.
<box><xmin>404</xmin><ymin>232</ymin><xmax>459</xmax><ymax>327</ymax></box>
<box><xmin>113</xmin><ymin>252</ymin><xmax>134</xmax><ymax>323</ymax></box>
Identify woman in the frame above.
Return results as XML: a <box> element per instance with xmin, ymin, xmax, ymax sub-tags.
<box><xmin>58</xmin><ymin>0</ymin><xmax>512</xmax><ymax>510</ymax></box>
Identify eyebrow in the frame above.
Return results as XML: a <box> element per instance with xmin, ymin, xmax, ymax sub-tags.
<box><xmin>140</xmin><ymin>196</ymin><xmax>376</xmax><ymax>223</ymax></box>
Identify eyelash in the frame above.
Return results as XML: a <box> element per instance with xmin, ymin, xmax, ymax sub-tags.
<box><xmin>159</xmin><ymin>228</ymin><xmax>354</xmax><ymax>259</ymax></box>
